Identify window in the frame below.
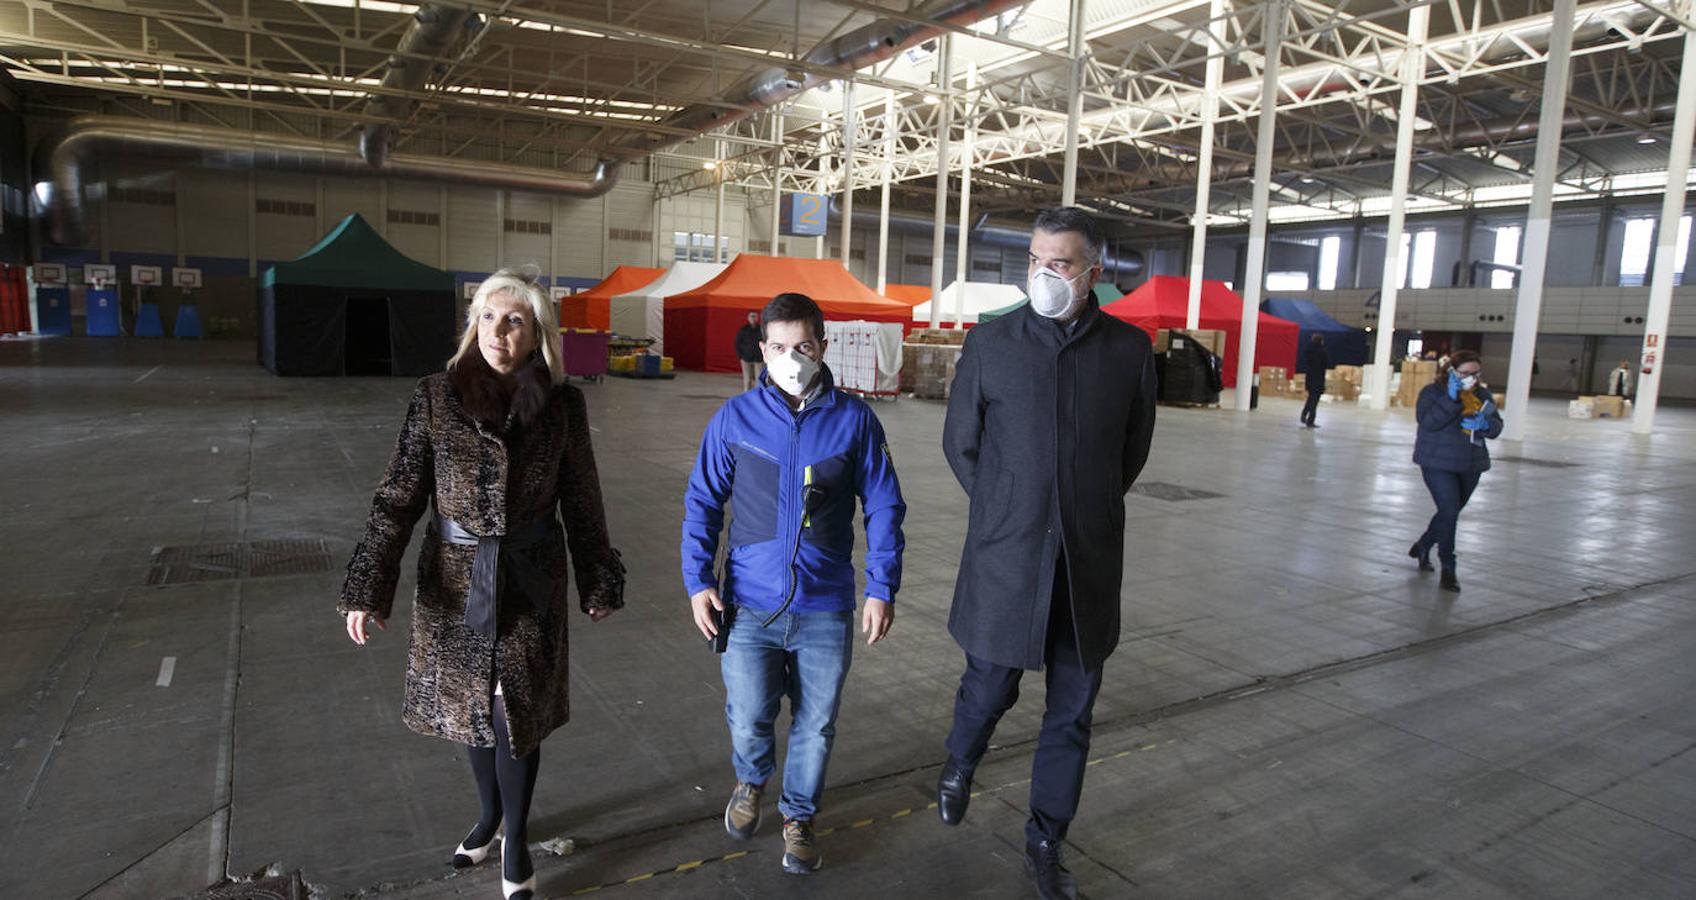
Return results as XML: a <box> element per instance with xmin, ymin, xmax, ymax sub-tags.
<box><xmin>1620</xmin><ymin>218</ymin><xmax>1653</xmax><ymax>286</ymax></box>
<box><xmin>1491</xmin><ymin>225</ymin><xmax>1521</xmax><ymax>289</ymax></box>
<box><xmin>1317</xmin><ymin>235</ymin><xmax>1341</xmax><ymax>290</ymax></box>
<box><xmin>1409</xmin><ymin>230</ymin><xmax>1437</xmax><ymax>289</ymax></box>
<box><xmin>673</xmin><ymin>231</ymin><xmax>690</xmax><ymax>261</ymax></box>
<box><xmin>1266</xmin><ymin>271</ymin><xmax>1310</xmax><ymax>291</ymax></box>
<box><xmin>1615</xmin><ymin>215</ymin><xmax>1686</xmax><ymax>286</ymax></box>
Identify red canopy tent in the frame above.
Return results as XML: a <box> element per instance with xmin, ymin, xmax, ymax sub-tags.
<box><xmin>666</xmin><ymin>255</ymin><xmax>915</xmax><ymax>372</ymax></box>
<box><xmin>1102</xmin><ymin>276</ymin><xmax>1299</xmax><ymax>388</ymax></box>
<box><xmin>559</xmin><ymin>265</ymin><xmax>663</xmax><ymax>331</ymax></box>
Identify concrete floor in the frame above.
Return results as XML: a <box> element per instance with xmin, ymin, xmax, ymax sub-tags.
<box><xmin>2</xmin><ymin>337</ymin><xmax>1694</xmax><ymax>900</ymax></box>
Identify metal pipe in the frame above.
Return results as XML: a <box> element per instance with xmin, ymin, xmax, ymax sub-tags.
<box><xmin>1061</xmin><ymin>0</ymin><xmax>1086</xmax><ymax>206</ymax></box>
<box><xmin>1631</xmin><ymin>26</ymin><xmax>1695</xmax><ymax>434</ymax></box>
<box><xmin>841</xmin><ymin>82</ymin><xmax>856</xmax><ymax>270</ymax></box>
<box><xmin>37</xmin><ymin>116</ymin><xmax>617</xmax><ymax>246</ymax></box>
<box><xmin>1368</xmin><ymin>4</ymin><xmax>1429</xmax><ymax>411</ymax></box>
<box><xmin>360</xmin><ymin>3</ymin><xmax>478</xmax><ymax>168</ymax></box>
<box><xmin>877</xmin><ymin>90</ymin><xmax>895</xmax><ymax>292</ymax></box>
<box><xmin>954</xmin><ymin>60</ymin><xmax>977</xmax><ymax>326</ymax></box>
<box><xmin>1186</xmin><ymin>0</ymin><xmax>1227</xmax><ymax>330</ymax></box>
<box><xmin>608</xmin><ymin>0</ymin><xmax>1026</xmax><ymax>157</ymax></box>
<box><xmin>1236</xmin><ymin>0</ymin><xmax>1284</xmax><ymax>413</ymax></box>
<box><xmin>930</xmin><ymin>34</ymin><xmax>953</xmax><ymax>328</ymax></box>
<box><xmin>1502</xmin><ymin>0</ymin><xmax>1577</xmax><ymax>439</ymax></box>
<box><xmin>770</xmin><ymin>113</ymin><xmax>784</xmax><ymax>254</ymax></box>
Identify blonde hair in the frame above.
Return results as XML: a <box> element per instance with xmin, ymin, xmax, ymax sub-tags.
<box><xmin>448</xmin><ymin>266</ymin><xmax>563</xmax><ymax>385</ymax></box>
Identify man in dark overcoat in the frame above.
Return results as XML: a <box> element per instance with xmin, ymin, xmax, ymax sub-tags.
<box><xmin>937</xmin><ymin>207</ymin><xmax>1158</xmax><ymax>900</ymax></box>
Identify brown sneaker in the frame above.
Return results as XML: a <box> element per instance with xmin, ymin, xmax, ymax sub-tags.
<box><xmin>781</xmin><ymin>817</ymin><xmax>822</xmax><ymax>874</ymax></box>
<box><xmin>724</xmin><ymin>782</ymin><xmax>763</xmax><ymax>840</ymax></box>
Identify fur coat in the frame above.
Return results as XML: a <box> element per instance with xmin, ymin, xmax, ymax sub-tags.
<box><xmin>338</xmin><ymin>356</ymin><xmax>624</xmax><ymax>757</ymax></box>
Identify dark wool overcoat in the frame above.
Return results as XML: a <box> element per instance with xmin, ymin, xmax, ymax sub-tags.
<box><xmin>338</xmin><ymin>366</ymin><xmax>623</xmax><ymax>758</ymax></box>
<box><xmin>943</xmin><ymin>296</ymin><xmax>1158</xmax><ymax>673</ymax></box>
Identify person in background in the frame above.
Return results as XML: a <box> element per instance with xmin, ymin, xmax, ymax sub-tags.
<box><xmin>683</xmin><ymin>292</ymin><xmax>906</xmax><ymax>877</ymax></box>
<box><xmin>735</xmin><ymin>310</ymin><xmax>764</xmax><ymax>392</ymax></box>
<box><xmin>1408</xmin><ymin>349</ymin><xmax>1503</xmax><ymax>594</ymax></box>
<box><xmin>937</xmin><ymin>207</ymin><xmax>1158</xmax><ymax>900</ymax></box>
<box><xmin>1299</xmin><ymin>333</ymin><xmax>1331</xmax><ymax>428</ymax></box>
<box><xmin>1607</xmin><ymin>359</ymin><xmax>1632</xmax><ymax>398</ymax></box>
<box><xmin>1561</xmin><ymin>358</ymin><xmax>1580</xmax><ymax>393</ymax></box>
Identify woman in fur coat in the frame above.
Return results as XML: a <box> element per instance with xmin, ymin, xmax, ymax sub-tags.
<box><xmin>338</xmin><ymin>268</ymin><xmax>625</xmax><ymax>900</ymax></box>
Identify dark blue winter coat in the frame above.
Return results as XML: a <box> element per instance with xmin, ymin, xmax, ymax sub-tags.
<box><xmin>1413</xmin><ymin>382</ymin><xmax>1504</xmax><ymax>474</ymax></box>
<box><xmin>682</xmin><ymin>366</ymin><xmax>906</xmax><ymax>613</ymax></box>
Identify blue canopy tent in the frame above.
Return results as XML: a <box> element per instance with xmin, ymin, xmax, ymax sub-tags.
<box><xmin>1261</xmin><ymin>297</ymin><xmax>1369</xmax><ymax>366</ymax></box>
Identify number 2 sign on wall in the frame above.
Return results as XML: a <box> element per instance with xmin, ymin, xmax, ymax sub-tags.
<box><xmin>780</xmin><ymin>193</ymin><xmax>827</xmax><ymax>237</ymax></box>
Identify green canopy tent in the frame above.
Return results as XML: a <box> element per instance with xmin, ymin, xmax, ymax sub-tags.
<box><xmin>975</xmin><ymin>282</ymin><xmax>1121</xmax><ymax>324</ymax></box>
<box><xmin>259</xmin><ymin>213</ymin><xmax>457</xmax><ymax>376</ymax></box>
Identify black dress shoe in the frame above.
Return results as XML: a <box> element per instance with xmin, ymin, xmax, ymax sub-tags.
<box><xmin>1440</xmin><ymin>568</ymin><xmax>1461</xmax><ymax>593</ymax></box>
<box><xmin>937</xmin><ymin>759</ymin><xmax>973</xmax><ymax>826</ymax></box>
<box><xmin>1024</xmin><ymin>839</ymin><xmax>1078</xmax><ymax>900</ymax></box>
<box><xmin>1408</xmin><ymin>542</ymin><xmax>1434</xmax><ymax>573</ymax></box>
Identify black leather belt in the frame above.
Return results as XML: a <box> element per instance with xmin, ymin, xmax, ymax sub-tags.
<box><xmin>434</xmin><ymin>512</ymin><xmax>558</xmax><ymax>637</ymax></box>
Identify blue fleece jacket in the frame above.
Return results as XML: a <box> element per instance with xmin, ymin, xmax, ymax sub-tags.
<box><xmin>682</xmin><ymin>367</ymin><xmax>906</xmax><ymax>613</ymax></box>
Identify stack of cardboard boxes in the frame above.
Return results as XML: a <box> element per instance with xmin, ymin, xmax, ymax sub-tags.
<box><xmin>1326</xmin><ymin>365</ymin><xmax>1364</xmax><ymax>402</ymax></box>
<box><xmin>1396</xmin><ymin>359</ymin><xmax>1440</xmax><ymax>407</ymax></box>
<box><xmin>902</xmin><ymin>328</ymin><xmax>967</xmax><ymax>400</ymax></box>
<box><xmin>1258</xmin><ymin>366</ymin><xmax>1291</xmax><ymax>397</ymax></box>
<box><xmin>1572</xmin><ymin>395</ymin><xmax>1630</xmax><ymax>418</ymax></box>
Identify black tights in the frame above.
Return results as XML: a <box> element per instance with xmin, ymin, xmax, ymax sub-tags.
<box><xmin>466</xmin><ymin>695</ymin><xmax>540</xmax><ymax>884</ymax></box>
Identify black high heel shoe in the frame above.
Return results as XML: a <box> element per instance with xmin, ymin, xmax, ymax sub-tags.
<box><xmin>451</xmin><ymin>820</ymin><xmax>502</xmax><ymax>869</ymax></box>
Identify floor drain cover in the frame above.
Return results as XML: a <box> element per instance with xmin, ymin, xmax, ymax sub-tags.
<box><xmin>148</xmin><ymin>539</ymin><xmax>333</xmax><ymax>585</ymax></box>
<box><xmin>202</xmin><ymin>872</ymin><xmax>307</xmax><ymax>900</ymax></box>
<box><xmin>1132</xmin><ymin>481</ymin><xmax>1226</xmax><ymax>502</ymax></box>
<box><xmin>1494</xmin><ymin>456</ymin><xmax>1579</xmax><ymax>468</ymax></box>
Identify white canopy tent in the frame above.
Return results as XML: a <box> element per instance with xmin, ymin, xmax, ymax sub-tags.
<box><xmin>607</xmin><ymin>261</ymin><xmax>728</xmax><ymax>354</ymax></box>
<box><xmin>912</xmin><ymin>281</ymin><xmax>1027</xmax><ymax>326</ymax></box>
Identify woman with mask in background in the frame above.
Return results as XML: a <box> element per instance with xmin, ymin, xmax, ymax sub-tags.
<box><xmin>1408</xmin><ymin>349</ymin><xmax>1503</xmax><ymax>594</ymax></box>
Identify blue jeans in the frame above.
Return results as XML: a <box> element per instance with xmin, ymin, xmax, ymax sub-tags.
<box><xmin>721</xmin><ymin>608</ymin><xmax>854</xmax><ymax>821</ymax></box>
<box><xmin>1416</xmin><ymin>466</ymin><xmax>1482</xmax><ymax>569</ymax></box>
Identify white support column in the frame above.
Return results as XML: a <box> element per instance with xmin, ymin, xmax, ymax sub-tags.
<box><xmin>1367</xmin><ymin>4</ymin><xmax>1431</xmax><ymax>410</ymax></box>
<box><xmin>1632</xmin><ymin>25</ymin><xmax>1696</xmax><ymax>435</ymax></box>
<box><xmin>954</xmin><ymin>60</ymin><xmax>978</xmax><ymax>328</ymax></box>
<box><xmin>840</xmin><ymin>82</ymin><xmax>856</xmax><ymax>270</ymax></box>
<box><xmin>929</xmin><ymin>34</ymin><xmax>953</xmax><ymax>328</ymax></box>
<box><xmin>1061</xmin><ymin>0</ymin><xmax>1087</xmax><ymax>206</ymax></box>
<box><xmin>876</xmin><ymin>90</ymin><xmax>895</xmax><ymax>292</ymax></box>
<box><xmin>816</xmin><ymin>138</ymin><xmax>829</xmax><ymax>260</ymax></box>
<box><xmin>1501</xmin><ymin>0</ymin><xmax>1576</xmax><ymax>437</ymax></box>
<box><xmin>1185</xmin><ymin>0</ymin><xmax>1227</xmax><ymax>330</ymax></box>
<box><xmin>714</xmin><ymin>138</ymin><xmax>727</xmax><ymax>264</ymax></box>
<box><xmin>770</xmin><ymin>112</ymin><xmax>784</xmax><ymax>255</ymax></box>
<box><xmin>1235</xmin><ymin>0</ymin><xmax>1284</xmax><ymax>412</ymax></box>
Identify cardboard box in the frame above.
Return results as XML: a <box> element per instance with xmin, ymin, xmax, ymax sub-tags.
<box><xmin>905</xmin><ymin>327</ymin><xmax>968</xmax><ymax>346</ymax></box>
<box><xmin>1590</xmin><ymin>395</ymin><xmax>1627</xmax><ymax>418</ymax></box>
<box><xmin>904</xmin><ymin>343</ymin><xmax>961</xmax><ymax>399</ymax></box>
<box><xmin>1568</xmin><ymin>399</ymin><xmax>1594</xmax><ymax>419</ymax></box>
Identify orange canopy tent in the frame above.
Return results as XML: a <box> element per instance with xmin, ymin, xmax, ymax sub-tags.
<box><xmin>1101</xmin><ymin>276</ymin><xmax>1299</xmax><ymax>388</ymax></box>
<box><xmin>559</xmin><ymin>265</ymin><xmax>663</xmax><ymax>331</ymax></box>
<box><xmin>666</xmin><ymin>255</ymin><xmax>915</xmax><ymax>372</ymax></box>
<box><xmin>881</xmin><ymin>284</ymin><xmax>931</xmax><ymax>308</ymax></box>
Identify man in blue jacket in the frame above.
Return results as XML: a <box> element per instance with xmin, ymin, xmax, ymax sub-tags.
<box><xmin>682</xmin><ymin>292</ymin><xmax>906</xmax><ymax>876</ymax></box>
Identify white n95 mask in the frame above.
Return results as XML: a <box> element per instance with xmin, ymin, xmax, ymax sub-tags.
<box><xmin>766</xmin><ymin>348</ymin><xmax>819</xmax><ymax>396</ymax></box>
<box><xmin>1027</xmin><ymin>268</ymin><xmax>1087</xmax><ymax>319</ymax></box>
